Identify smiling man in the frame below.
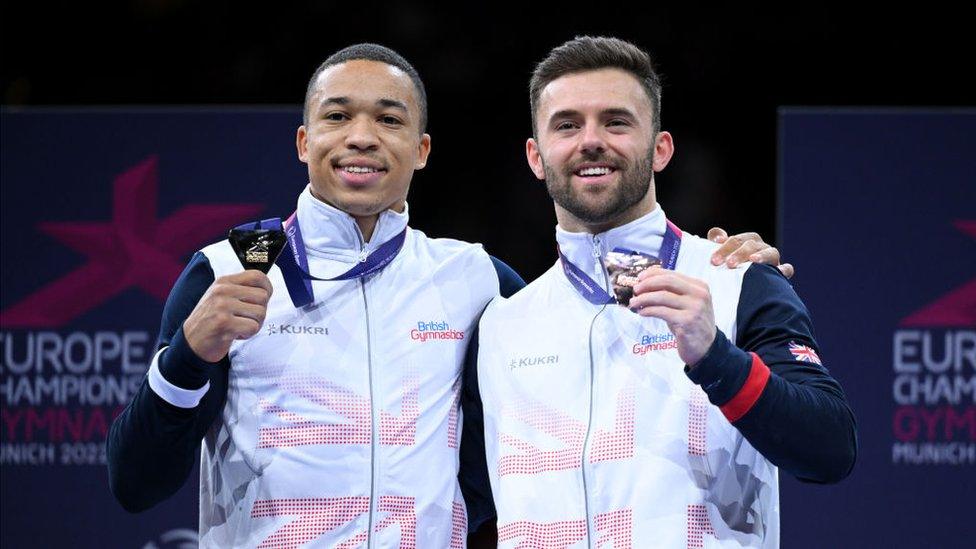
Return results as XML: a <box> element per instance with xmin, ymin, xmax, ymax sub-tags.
<box><xmin>297</xmin><ymin>58</ymin><xmax>428</xmax><ymax>240</ymax></box>
<box><xmin>107</xmin><ymin>43</ymin><xmax>793</xmax><ymax>548</ymax></box>
<box><xmin>475</xmin><ymin>37</ymin><xmax>857</xmax><ymax>548</ymax></box>
<box><xmin>106</xmin><ymin>44</ymin><xmax>528</xmax><ymax>547</ymax></box>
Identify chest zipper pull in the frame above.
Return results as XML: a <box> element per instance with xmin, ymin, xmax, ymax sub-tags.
<box><xmin>591</xmin><ymin>236</ymin><xmax>603</xmax><ymax>278</ymax></box>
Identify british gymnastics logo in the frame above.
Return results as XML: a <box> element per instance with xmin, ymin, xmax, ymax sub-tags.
<box><xmin>410</xmin><ymin>321</ymin><xmax>464</xmax><ymax>343</ymax></box>
<box><xmin>632</xmin><ymin>333</ymin><xmax>677</xmax><ymax>355</ymax></box>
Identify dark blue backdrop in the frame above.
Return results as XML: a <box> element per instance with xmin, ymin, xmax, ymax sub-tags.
<box><xmin>0</xmin><ymin>109</ymin><xmax>305</xmax><ymax>548</ymax></box>
<box><xmin>778</xmin><ymin>109</ymin><xmax>975</xmax><ymax>548</ymax></box>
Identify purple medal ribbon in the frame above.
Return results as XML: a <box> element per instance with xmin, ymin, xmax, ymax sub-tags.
<box><xmin>233</xmin><ymin>213</ymin><xmax>407</xmax><ymax>308</ymax></box>
<box><xmin>558</xmin><ymin>219</ymin><xmax>683</xmax><ymax>305</ymax></box>
<box><xmin>558</xmin><ymin>251</ymin><xmax>615</xmax><ymax>305</ymax></box>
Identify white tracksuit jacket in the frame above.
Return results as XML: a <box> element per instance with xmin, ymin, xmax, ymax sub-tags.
<box><xmin>477</xmin><ymin>207</ymin><xmax>782</xmax><ymax>548</ymax></box>
<box><xmin>144</xmin><ymin>187</ymin><xmax>501</xmax><ymax>547</ymax></box>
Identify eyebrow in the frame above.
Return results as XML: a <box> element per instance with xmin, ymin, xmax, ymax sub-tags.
<box><xmin>318</xmin><ymin>96</ymin><xmax>408</xmax><ymax>113</ymax></box>
<box><xmin>320</xmin><ymin>96</ymin><xmax>350</xmax><ymax>108</ymax></box>
<box><xmin>602</xmin><ymin>108</ymin><xmax>637</xmax><ymax>119</ymax></box>
<box><xmin>548</xmin><ymin>107</ymin><xmax>638</xmax><ymax>123</ymax></box>
<box><xmin>377</xmin><ymin>98</ymin><xmax>408</xmax><ymax>112</ymax></box>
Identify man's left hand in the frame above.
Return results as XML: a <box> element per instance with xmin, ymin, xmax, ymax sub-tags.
<box><xmin>629</xmin><ymin>266</ymin><xmax>716</xmax><ymax>367</ymax></box>
<box><xmin>707</xmin><ymin>227</ymin><xmax>795</xmax><ymax>279</ymax></box>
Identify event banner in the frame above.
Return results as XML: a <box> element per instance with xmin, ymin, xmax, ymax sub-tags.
<box><xmin>778</xmin><ymin>109</ymin><xmax>975</xmax><ymax>548</ymax></box>
<box><xmin>1</xmin><ymin>109</ymin><xmax>305</xmax><ymax>547</ymax></box>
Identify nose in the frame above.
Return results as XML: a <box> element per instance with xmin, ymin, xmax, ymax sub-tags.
<box><xmin>578</xmin><ymin>121</ymin><xmax>606</xmax><ymax>156</ymax></box>
<box><xmin>344</xmin><ymin>115</ymin><xmax>379</xmax><ymax>151</ymax></box>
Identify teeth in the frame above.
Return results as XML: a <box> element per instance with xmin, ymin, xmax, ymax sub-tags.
<box><xmin>342</xmin><ymin>166</ymin><xmax>380</xmax><ymax>174</ymax></box>
<box><xmin>577</xmin><ymin>166</ymin><xmax>612</xmax><ymax>176</ymax></box>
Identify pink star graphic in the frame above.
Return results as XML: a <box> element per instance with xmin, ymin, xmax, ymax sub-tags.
<box><xmin>0</xmin><ymin>155</ymin><xmax>264</xmax><ymax>328</ymax></box>
<box><xmin>900</xmin><ymin>220</ymin><xmax>976</xmax><ymax>327</ymax></box>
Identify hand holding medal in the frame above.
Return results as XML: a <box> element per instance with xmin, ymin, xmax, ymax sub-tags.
<box><xmin>180</xmin><ymin>222</ymin><xmax>285</xmax><ymax>363</ymax></box>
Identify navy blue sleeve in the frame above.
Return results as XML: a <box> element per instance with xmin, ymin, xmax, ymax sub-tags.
<box><xmin>490</xmin><ymin>255</ymin><xmax>526</xmax><ymax>301</ymax></box>
<box><xmin>686</xmin><ymin>263</ymin><xmax>857</xmax><ymax>483</ymax></box>
<box><xmin>106</xmin><ymin>252</ymin><xmax>230</xmax><ymax>512</ymax></box>
<box><xmin>459</xmin><ymin>256</ymin><xmax>526</xmax><ymax>534</ymax></box>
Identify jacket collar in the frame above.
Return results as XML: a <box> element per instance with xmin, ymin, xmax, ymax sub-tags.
<box><xmin>555</xmin><ymin>205</ymin><xmax>669</xmax><ymax>290</ymax></box>
<box><xmin>294</xmin><ymin>184</ymin><xmax>409</xmax><ymax>261</ymax></box>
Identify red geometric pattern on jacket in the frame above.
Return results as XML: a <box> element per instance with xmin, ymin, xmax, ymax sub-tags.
<box><xmin>498</xmin><ymin>388</ymin><xmax>635</xmax><ymax>476</ymax></box>
<box><xmin>497</xmin><ymin>508</ymin><xmax>632</xmax><ymax>548</ymax></box>
<box><xmin>255</xmin><ymin>372</ymin><xmax>419</xmax><ymax>448</ymax></box>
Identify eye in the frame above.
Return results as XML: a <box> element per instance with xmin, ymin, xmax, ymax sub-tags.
<box><xmin>607</xmin><ymin>118</ymin><xmax>630</xmax><ymax>127</ymax></box>
<box><xmin>554</xmin><ymin>121</ymin><xmax>578</xmax><ymax>131</ymax></box>
<box><xmin>324</xmin><ymin>112</ymin><xmax>348</xmax><ymax>122</ymax></box>
<box><xmin>379</xmin><ymin>115</ymin><xmax>404</xmax><ymax>126</ymax></box>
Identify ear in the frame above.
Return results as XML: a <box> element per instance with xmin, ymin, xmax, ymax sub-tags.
<box><xmin>415</xmin><ymin>133</ymin><xmax>432</xmax><ymax>169</ymax></box>
<box><xmin>526</xmin><ymin>137</ymin><xmax>546</xmax><ymax>180</ymax></box>
<box><xmin>652</xmin><ymin>131</ymin><xmax>674</xmax><ymax>172</ymax></box>
<box><xmin>296</xmin><ymin>125</ymin><xmax>309</xmax><ymax>163</ymax></box>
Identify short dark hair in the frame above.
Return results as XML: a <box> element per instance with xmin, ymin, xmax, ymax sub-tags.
<box><xmin>303</xmin><ymin>43</ymin><xmax>428</xmax><ymax>132</ymax></box>
<box><xmin>529</xmin><ymin>36</ymin><xmax>662</xmax><ymax>136</ymax></box>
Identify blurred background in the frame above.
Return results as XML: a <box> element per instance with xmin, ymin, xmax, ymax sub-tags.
<box><xmin>2</xmin><ymin>2</ymin><xmax>973</xmax><ymax>548</ymax></box>
<box><xmin>4</xmin><ymin>2</ymin><xmax>971</xmax><ymax>278</ymax></box>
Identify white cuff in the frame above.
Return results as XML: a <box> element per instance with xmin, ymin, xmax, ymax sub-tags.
<box><xmin>147</xmin><ymin>346</ymin><xmax>211</xmax><ymax>409</ymax></box>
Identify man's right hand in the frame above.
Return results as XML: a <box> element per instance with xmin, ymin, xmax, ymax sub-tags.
<box><xmin>182</xmin><ymin>270</ymin><xmax>273</xmax><ymax>363</ymax></box>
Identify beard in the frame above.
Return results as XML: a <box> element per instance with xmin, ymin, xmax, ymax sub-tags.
<box><xmin>543</xmin><ymin>147</ymin><xmax>655</xmax><ymax>226</ymax></box>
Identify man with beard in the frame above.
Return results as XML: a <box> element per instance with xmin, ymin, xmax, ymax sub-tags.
<box><xmin>107</xmin><ymin>42</ymin><xmax>791</xmax><ymax>547</ymax></box>
<box><xmin>474</xmin><ymin>36</ymin><xmax>857</xmax><ymax>548</ymax></box>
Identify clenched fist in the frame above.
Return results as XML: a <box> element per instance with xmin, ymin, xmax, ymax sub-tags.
<box><xmin>183</xmin><ymin>270</ymin><xmax>273</xmax><ymax>363</ymax></box>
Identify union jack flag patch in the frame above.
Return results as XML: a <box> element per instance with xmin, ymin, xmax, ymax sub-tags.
<box><xmin>788</xmin><ymin>341</ymin><xmax>822</xmax><ymax>365</ymax></box>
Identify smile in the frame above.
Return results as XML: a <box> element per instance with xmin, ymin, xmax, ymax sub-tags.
<box><xmin>575</xmin><ymin>166</ymin><xmax>615</xmax><ymax>177</ymax></box>
<box><xmin>334</xmin><ymin>161</ymin><xmax>387</xmax><ymax>187</ymax></box>
<box><xmin>340</xmin><ymin>166</ymin><xmax>383</xmax><ymax>174</ymax></box>
<box><xmin>573</xmin><ymin>163</ymin><xmax>618</xmax><ymax>179</ymax></box>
